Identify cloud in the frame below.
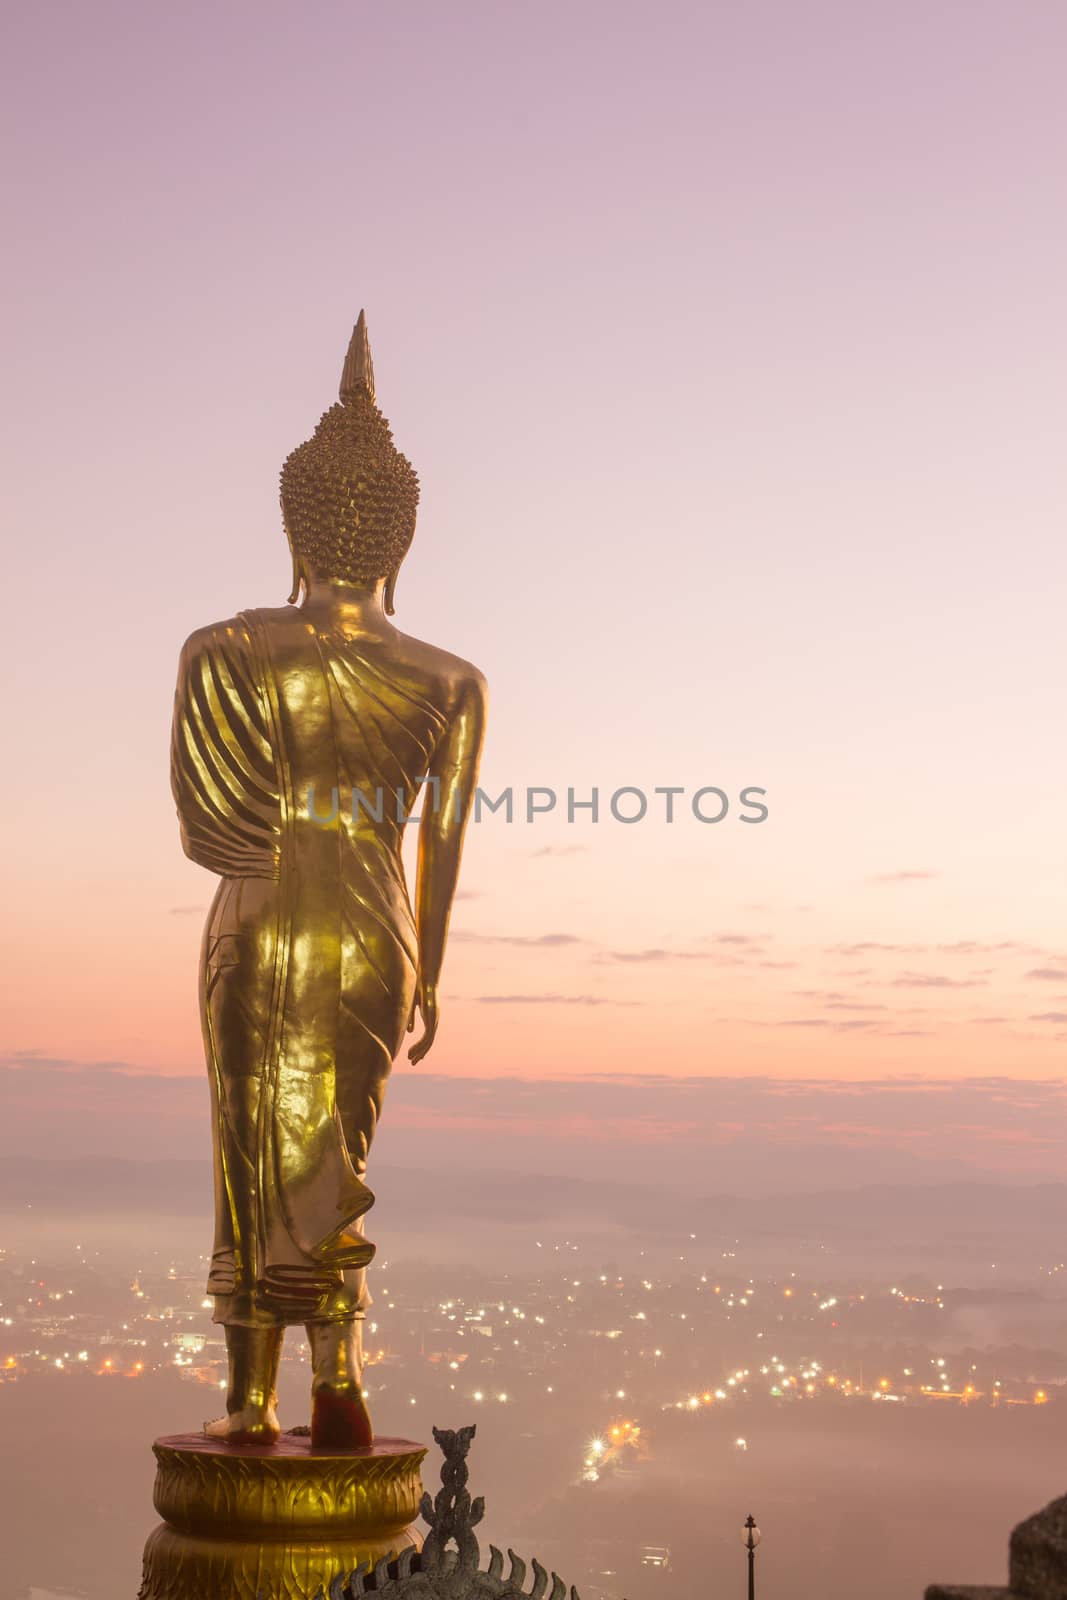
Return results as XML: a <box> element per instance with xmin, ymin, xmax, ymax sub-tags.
<box><xmin>5</xmin><ymin>1058</ymin><xmax>1067</xmax><ymax>1190</ymax></box>
<box><xmin>868</xmin><ymin>870</ymin><xmax>940</xmax><ymax>884</ymax></box>
<box><xmin>827</xmin><ymin>940</ymin><xmax>1032</xmax><ymax>957</ymax></box>
<box><xmin>380</xmin><ymin>1071</ymin><xmax>1067</xmax><ymax>1190</ymax></box>
<box><xmin>451</xmin><ymin>930</ymin><xmax>584</xmax><ymax>948</ymax></box>
<box><xmin>168</xmin><ymin>904</ymin><xmax>207</xmax><ymax>916</ymax></box>
<box><xmin>599</xmin><ymin>947</ymin><xmax>709</xmax><ymax>963</ymax></box>
<box><xmin>774</xmin><ymin>1018</ymin><xmax>879</xmax><ymax>1031</ymax></box>
<box><xmin>1026</xmin><ymin>968</ymin><xmax>1067</xmax><ymax>982</ymax></box>
<box><xmin>938</xmin><ymin>941</ymin><xmax>1032</xmax><ymax>955</ymax></box>
<box><xmin>524</xmin><ymin>845</ymin><xmax>588</xmax><ymax>859</ymax></box>
<box><xmin>889</xmin><ymin>973</ymin><xmax>987</xmax><ymax>989</ymax></box>
<box><xmin>792</xmin><ymin>990</ymin><xmax>887</xmax><ymax>1012</ymax></box>
<box><xmin>1030</xmin><ymin>1012</ymin><xmax>1067</xmax><ymax>1024</ymax></box>
<box><xmin>828</xmin><ymin>942</ymin><xmax>927</xmax><ymax>955</ymax></box>
<box><xmin>470</xmin><ymin>993</ymin><xmax>638</xmax><ymax>1006</ymax></box>
<box><xmin>1</xmin><ymin>1051</ymin><xmax>165</xmax><ymax>1076</ymax></box>
<box><xmin>0</xmin><ymin>1053</ymin><xmax>205</xmax><ymax>1161</ymax></box>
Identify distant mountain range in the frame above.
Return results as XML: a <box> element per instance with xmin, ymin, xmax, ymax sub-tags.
<box><xmin>2</xmin><ymin>1156</ymin><xmax>1066</xmax><ymax>1240</ymax></box>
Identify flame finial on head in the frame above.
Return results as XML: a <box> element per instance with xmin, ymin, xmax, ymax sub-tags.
<box><xmin>339</xmin><ymin>310</ymin><xmax>376</xmax><ymax>404</ymax></box>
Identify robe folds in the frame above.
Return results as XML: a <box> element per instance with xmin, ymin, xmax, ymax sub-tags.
<box><xmin>171</xmin><ymin>607</ymin><xmax>445</xmax><ymax>1326</ymax></box>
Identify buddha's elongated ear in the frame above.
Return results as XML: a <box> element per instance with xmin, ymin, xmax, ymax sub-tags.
<box><xmin>287</xmin><ymin>547</ymin><xmax>309</xmax><ymax>605</ymax></box>
<box><xmin>384</xmin><ymin>513</ymin><xmax>416</xmax><ymax>616</ymax></box>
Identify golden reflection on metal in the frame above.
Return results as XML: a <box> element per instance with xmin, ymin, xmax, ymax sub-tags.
<box><xmin>139</xmin><ymin>1433</ymin><xmax>426</xmax><ymax>1600</ymax></box>
<box><xmin>169</xmin><ymin>313</ymin><xmax>487</xmax><ymax>1451</ymax></box>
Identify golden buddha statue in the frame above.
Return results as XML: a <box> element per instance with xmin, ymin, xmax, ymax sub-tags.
<box><xmin>170</xmin><ymin>313</ymin><xmax>487</xmax><ymax>1450</ymax></box>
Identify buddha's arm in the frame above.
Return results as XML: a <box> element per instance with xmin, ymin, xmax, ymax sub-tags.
<box><xmin>408</xmin><ymin>669</ymin><xmax>487</xmax><ymax>1064</ymax></box>
<box><xmin>171</xmin><ymin>622</ymin><xmax>279</xmax><ymax>878</ymax></box>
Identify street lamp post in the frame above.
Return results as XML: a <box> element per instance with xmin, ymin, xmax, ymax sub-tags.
<box><xmin>742</xmin><ymin>1514</ymin><xmax>761</xmax><ymax>1600</ymax></box>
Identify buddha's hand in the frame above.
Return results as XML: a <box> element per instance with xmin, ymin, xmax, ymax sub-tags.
<box><xmin>407</xmin><ymin>980</ymin><xmax>439</xmax><ymax>1065</ymax></box>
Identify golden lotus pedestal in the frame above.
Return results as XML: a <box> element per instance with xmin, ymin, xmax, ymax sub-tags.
<box><xmin>139</xmin><ymin>1433</ymin><xmax>427</xmax><ymax>1600</ymax></box>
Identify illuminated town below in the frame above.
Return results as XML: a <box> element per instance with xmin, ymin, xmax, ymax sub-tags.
<box><xmin>1</xmin><ymin>1226</ymin><xmax>1062</xmax><ymax>1600</ymax></box>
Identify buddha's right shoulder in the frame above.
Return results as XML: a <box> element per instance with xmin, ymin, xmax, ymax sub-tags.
<box><xmin>178</xmin><ymin>607</ymin><xmax>319</xmax><ymax>680</ymax></box>
<box><xmin>177</xmin><ymin>615</ymin><xmax>256</xmax><ymax>666</ymax></box>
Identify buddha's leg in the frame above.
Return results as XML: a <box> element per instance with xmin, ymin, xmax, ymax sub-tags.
<box><xmin>204</xmin><ymin>1325</ymin><xmax>283</xmax><ymax>1444</ymax></box>
<box><xmin>201</xmin><ymin>877</ymin><xmax>278</xmax><ymax>1319</ymax></box>
<box><xmin>306</xmin><ymin>1314</ymin><xmax>373</xmax><ymax>1448</ymax></box>
<box><xmin>312</xmin><ymin>1036</ymin><xmax>387</xmax><ymax>1448</ymax></box>
<box><xmin>314</xmin><ymin>894</ymin><xmax>414</xmax><ymax>1449</ymax></box>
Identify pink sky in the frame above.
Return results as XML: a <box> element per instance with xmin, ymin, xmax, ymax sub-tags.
<box><xmin>2</xmin><ymin>1</ymin><xmax>1065</xmax><ymax>1139</ymax></box>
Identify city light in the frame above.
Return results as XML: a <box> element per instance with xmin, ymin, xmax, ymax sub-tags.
<box><xmin>0</xmin><ymin>1237</ymin><xmax>1055</xmax><ymax>1529</ymax></box>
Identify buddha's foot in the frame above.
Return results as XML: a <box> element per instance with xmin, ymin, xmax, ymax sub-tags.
<box><xmin>203</xmin><ymin>1406</ymin><xmax>281</xmax><ymax>1445</ymax></box>
<box><xmin>310</xmin><ymin>1382</ymin><xmax>373</xmax><ymax>1449</ymax></box>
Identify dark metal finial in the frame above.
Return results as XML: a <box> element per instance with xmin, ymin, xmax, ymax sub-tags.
<box><xmin>420</xmin><ymin>1423</ymin><xmax>484</xmax><ymax>1571</ymax></box>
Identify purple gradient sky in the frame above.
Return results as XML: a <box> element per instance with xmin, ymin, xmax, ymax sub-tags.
<box><xmin>2</xmin><ymin>1</ymin><xmax>1066</xmax><ymax>1160</ymax></box>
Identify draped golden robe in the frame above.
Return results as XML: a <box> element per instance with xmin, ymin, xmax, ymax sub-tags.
<box><xmin>171</xmin><ymin>607</ymin><xmax>448</xmax><ymax>1326</ymax></box>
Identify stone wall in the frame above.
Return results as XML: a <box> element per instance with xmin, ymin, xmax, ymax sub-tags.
<box><xmin>926</xmin><ymin>1496</ymin><xmax>1067</xmax><ymax>1600</ymax></box>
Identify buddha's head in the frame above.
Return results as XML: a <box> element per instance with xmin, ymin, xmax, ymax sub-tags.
<box><xmin>280</xmin><ymin>312</ymin><xmax>420</xmax><ymax>613</ymax></box>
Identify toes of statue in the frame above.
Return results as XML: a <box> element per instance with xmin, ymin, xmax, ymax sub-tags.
<box><xmin>203</xmin><ymin>1411</ymin><xmax>281</xmax><ymax>1445</ymax></box>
